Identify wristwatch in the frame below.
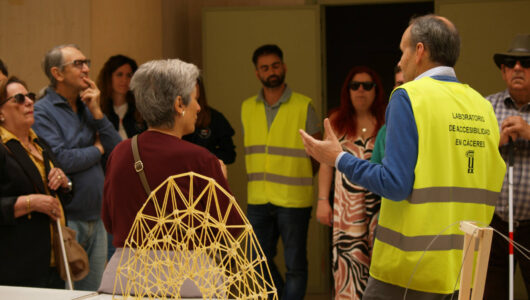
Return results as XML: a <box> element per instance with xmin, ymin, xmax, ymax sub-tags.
<box><xmin>64</xmin><ymin>179</ymin><xmax>73</xmax><ymax>192</ymax></box>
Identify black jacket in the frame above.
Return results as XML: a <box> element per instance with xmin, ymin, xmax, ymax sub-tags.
<box><xmin>106</xmin><ymin>101</ymin><xmax>146</xmax><ymax>138</ymax></box>
<box><xmin>0</xmin><ymin>138</ymin><xmax>72</xmax><ymax>287</ymax></box>
<box><xmin>183</xmin><ymin>108</ymin><xmax>236</xmax><ymax>164</ymax></box>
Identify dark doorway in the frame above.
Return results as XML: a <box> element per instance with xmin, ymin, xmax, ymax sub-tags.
<box><xmin>324</xmin><ymin>2</ymin><xmax>434</xmax><ymax>112</ymax></box>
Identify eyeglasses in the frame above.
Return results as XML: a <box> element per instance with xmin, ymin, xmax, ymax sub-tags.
<box><xmin>503</xmin><ymin>57</ymin><xmax>530</xmax><ymax>68</ymax></box>
<box><xmin>349</xmin><ymin>81</ymin><xmax>376</xmax><ymax>91</ymax></box>
<box><xmin>61</xmin><ymin>59</ymin><xmax>91</xmax><ymax>69</ymax></box>
<box><xmin>0</xmin><ymin>92</ymin><xmax>36</xmax><ymax>106</ymax></box>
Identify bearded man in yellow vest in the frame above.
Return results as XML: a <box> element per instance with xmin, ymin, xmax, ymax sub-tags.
<box><xmin>300</xmin><ymin>15</ymin><xmax>506</xmax><ymax>300</ymax></box>
<box><xmin>241</xmin><ymin>44</ymin><xmax>321</xmax><ymax>300</ymax></box>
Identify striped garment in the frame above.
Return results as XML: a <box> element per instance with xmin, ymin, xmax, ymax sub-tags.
<box><xmin>332</xmin><ymin>135</ymin><xmax>380</xmax><ymax>300</ymax></box>
<box><xmin>486</xmin><ymin>89</ymin><xmax>530</xmax><ymax>222</ymax></box>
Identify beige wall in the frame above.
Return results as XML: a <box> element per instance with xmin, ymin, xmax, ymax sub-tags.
<box><xmin>0</xmin><ymin>0</ymin><xmax>304</xmax><ymax>91</ymax></box>
<box><xmin>438</xmin><ymin>0</ymin><xmax>530</xmax><ymax>97</ymax></box>
<box><xmin>0</xmin><ymin>0</ymin><xmax>91</xmax><ymax>92</ymax></box>
<box><xmin>0</xmin><ymin>0</ymin><xmax>163</xmax><ymax>91</ymax></box>
<box><xmin>162</xmin><ymin>0</ymin><xmax>306</xmax><ymax>67</ymax></box>
<box><xmin>90</xmin><ymin>0</ymin><xmax>163</xmax><ymax>81</ymax></box>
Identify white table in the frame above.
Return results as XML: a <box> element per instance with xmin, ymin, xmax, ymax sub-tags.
<box><xmin>0</xmin><ymin>285</ymin><xmax>97</xmax><ymax>300</ymax></box>
<box><xmin>0</xmin><ymin>285</ymin><xmax>217</xmax><ymax>299</ymax></box>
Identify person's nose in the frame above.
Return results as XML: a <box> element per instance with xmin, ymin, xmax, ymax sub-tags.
<box><xmin>514</xmin><ymin>61</ymin><xmax>524</xmax><ymax>71</ymax></box>
<box><xmin>82</xmin><ymin>63</ymin><xmax>90</xmax><ymax>73</ymax></box>
<box><xmin>25</xmin><ymin>96</ymin><xmax>34</xmax><ymax>106</ymax></box>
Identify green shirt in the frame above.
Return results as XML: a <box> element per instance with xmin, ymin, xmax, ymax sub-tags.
<box><xmin>370</xmin><ymin>125</ymin><xmax>386</xmax><ymax>164</ymax></box>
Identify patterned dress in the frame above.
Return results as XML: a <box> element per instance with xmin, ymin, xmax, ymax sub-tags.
<box><xmin>332</xmin><ymin>134</ymin><xmax>381</xmax><ymax>300</ymax></box>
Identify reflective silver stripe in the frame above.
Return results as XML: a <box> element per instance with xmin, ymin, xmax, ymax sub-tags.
<box><xmin>245</xmin><ymin>145</ymin><xmax>266</xmax><ymax>154</ymax></box>
<box><xmin>407</xmin><ymin>187</ymin><xmax>498</xmax><ymax>206</ymax></box>
<box><xmin>247</xmin><ymin>172</ymin><xmax>313</xmax><ymax>186</ymax></box>
<box><xmin>248</xmin><ymin>173</ymin><xmax>265</xmax><ymax>181</ymax></box>
<box><xmin>377</xmin><ymin>225</ymin><xmax>464</xmax><ymax>251</ymax></box>
<box><xmin>268</xmin><ymin>146</ymin><xmax>308</xmax><ymax>158</ymax></box>
<box><xmin>245</xmin><ymin>145</ymin><xmax>308</xmax><ymax>158</ymax></box>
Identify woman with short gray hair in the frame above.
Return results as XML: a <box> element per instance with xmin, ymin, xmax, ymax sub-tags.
<box><xmin>131</xmin><ymin>59</ymin><xmax>199</xmax><ymax>130</ymax></box>
<box><xmin>100</xmin><ymin>59</ymin><xmax>243</xmax><ymax>296</ymax></box>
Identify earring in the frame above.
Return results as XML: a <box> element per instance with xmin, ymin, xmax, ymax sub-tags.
<box><xmin>0</xmin><ymin>116</ymin><xmax>4</xmax><ymax>122</ymax></box>
<box><xmin>182</xmin><ymin>110</ymin><xmax>186</xmax><ymax>116</ymax></box>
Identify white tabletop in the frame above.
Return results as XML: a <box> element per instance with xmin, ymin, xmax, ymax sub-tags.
<box><xmin>0</xmin><ymin>285</ymin><xmax>217</xmax><ymax>299</ymax></box>
<box><xmin>0</xmin><ymin>285</ymin><xmax>97</xmax><ymax>300</ymax></box>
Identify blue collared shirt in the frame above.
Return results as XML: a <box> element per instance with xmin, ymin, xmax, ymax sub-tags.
<box><xmin>33</xmin><ymin>87</ymin><xmax>121</xmax><ymax>221</ymax></box>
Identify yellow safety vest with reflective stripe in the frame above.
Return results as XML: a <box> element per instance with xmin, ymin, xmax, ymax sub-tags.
<box><xmin>242</xmin><ymin>92</ymin><xmax>314</xmax><ymax>208</ymax></box>
<box><xmin>370</xmin><ymin>77</ymin><xmax>506</xmax><ymax>294</ymax></box>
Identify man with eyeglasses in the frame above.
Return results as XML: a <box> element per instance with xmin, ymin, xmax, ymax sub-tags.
<box><xmin>483</xmin><ymin>34</ymin><xmax>530</xmax><ymax>299</ymax></box>
<box><xmin>300</xmin><ymin>15</ymin><xmax>506</xmax><ymax>299</ymax></box>
<box><xmin>32</xmin><ymin>44</ymin><xmax>121</xmax><ymax>291</ymax></box>
<box><xmin>241</xmin><ymin>44</ymin><xmax>321</xmax><ymax>300</ymax></box>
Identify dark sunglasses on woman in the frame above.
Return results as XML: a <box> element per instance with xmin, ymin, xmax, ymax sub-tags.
<box><xmin>0</xmin><ymin>93</ymin><xmax>36</xmax><ymax>106</ymax></box>
<box><xmin>349</xmin><ymin>81</ymin><xmax>376</xmax><ymax>91</ymax></box>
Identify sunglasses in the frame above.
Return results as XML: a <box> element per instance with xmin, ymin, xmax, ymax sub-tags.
<box><xmin>61</xmin><ymin>59</ymin><xmax>91</xmax><ymax>69</ymax></box>
<box><xmin>503</xmin><ymin>57</ymin><xmax>530</xmax><ymax>68</ymax></box>
<box><xmin>0</xmin><ymin>93</ymin><xmax>36</xmax><ymax>106</ymax></box>
<box><xmin>349</xmin><ymin>81</ymin><xmax>376</xmax><ymax>91</ymax></box>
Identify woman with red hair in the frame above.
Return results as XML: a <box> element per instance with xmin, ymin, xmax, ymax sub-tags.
<box><xmin>316</xmin><ymin>66</ymin><xmax>386</xmax><ymax>299</ymax></box>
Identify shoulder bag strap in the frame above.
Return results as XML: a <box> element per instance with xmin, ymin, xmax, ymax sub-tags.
<box><xmin>132</xmin><ymin>135</ymin><xmax>151</xmax><ymax>196</ymax></box>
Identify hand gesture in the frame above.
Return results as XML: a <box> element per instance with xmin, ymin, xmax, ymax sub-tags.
<box><xmin>47</xmin><ymin>167</ymin><xmax>69</xmax><ymax>191</ymax></box>
<box><xmin>500</xmin><ymin>116</ymin><xmax>530</xmax><ymax>145</ymax></box>
<box><xmin>18</xmin><ymin>194</ymin><xmax>62</xmax><ymax>221</ymax></box>
<box><xmin>80</xmin><ymin>77</ymin><xmax>103</xmax><ymax>119</ymax></box>
<box><xmin>299</xmin><ymin>118</ymin><xmax>342</xmax><ymax>167</ymax></box>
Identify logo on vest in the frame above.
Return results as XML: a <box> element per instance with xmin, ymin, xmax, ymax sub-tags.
<box><xmin>198</xmin><ymin>128</ymin><xmax>211</xmax><ymax>139</ymax></box>
<box><xmin>466</xmin><ymin>150</ymin><xmax>474</xmax><ymax>174</ymax></box>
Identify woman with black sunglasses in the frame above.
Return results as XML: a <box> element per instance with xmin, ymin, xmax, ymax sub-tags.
<box><xmin>0</xmin><ymin>76</ymin><xmax>72</xmax><ymax>288</ymax></box>
<box><xmin>316</xmin><ymin>66</ymin><xmax>386</xmax><ymax>299</ymax></box>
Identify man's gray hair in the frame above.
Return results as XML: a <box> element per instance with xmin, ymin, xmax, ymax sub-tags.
<box><xmin>42</xmin><ymin>44</ymin><xmax>80</xmax><ymax>87</ymax></box>
<box><xmin>130</xmin><ymin>59</ymin><xmax>199</xmax><ymax>129</ymax></box>
<box><xmin>409</xmin><ymin>15</ymin><xmax>460</xmax><ymax>67</ymax></box>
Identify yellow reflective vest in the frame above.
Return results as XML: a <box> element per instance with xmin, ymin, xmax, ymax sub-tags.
<box><xmin>370</xmin><ymin>77</ymin><xmax>506</xmax><ymax>294</ymax></box>
<box><xmin>241</xmin><ymin>92</ymin><xmax>314</xmax><ymax>208</ymax></box>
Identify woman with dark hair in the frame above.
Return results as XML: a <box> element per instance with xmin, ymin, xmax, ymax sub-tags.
<box><xmin>97</xmin><ymin>55</ymin><xmax>146</xmax><ymax>260</ymax></box>
<box><xmin>316</xmin><ymin>66</ymin><xmax>386</xmax><ymax>299</ymax></box>
<box><xmin>97</xmin><ymin>54</ymin><xmax>146</xmax><ymax>140</ymax></box>
<box><xmin>183</xmin><ymin>77</ymin><xmax>236</xmax><ymax>164</ymax></box>
<box><xmin>0</xmin><ymin>76</ymin><xmax>72</xmax><ymax>288</ymax></box>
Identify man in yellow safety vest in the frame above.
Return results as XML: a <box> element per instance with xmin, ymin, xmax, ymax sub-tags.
<box><xmin>300</xmin><ymin>15</ymin><xmax>506</xmax><ymax>299</ymax></box>
<box><xmin>241</xmin><ymin>44</ymin><xmax>321</xmax><ymax>300</ymax></box>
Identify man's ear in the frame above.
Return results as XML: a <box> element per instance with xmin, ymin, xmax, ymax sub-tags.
<box><xmin>415</xmin><ymin>42</ymin><xmax>425</xmax><ymax>64</ymax></box>
<box><xmin>51</xmin><ymin>67</ymin><xmax>64</xmax><ymax>83</ymax></box>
